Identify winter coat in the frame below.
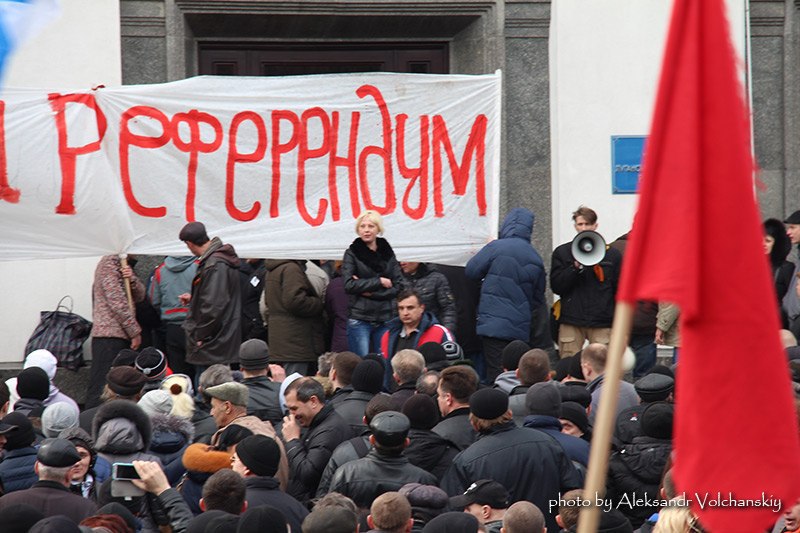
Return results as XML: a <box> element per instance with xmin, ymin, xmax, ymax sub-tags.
<box><xmin>333</xmin><ymin>390</ymin><xmax>374</xmax><ymax>434</ymax></box>
<box><xmin>239</xmin><ymin>259</ymin><xmax>268</xmax><ymax>341</ymax></box>
<box><xmin>0</xmin><ymin>480</ymin><xmax>98</xmax><ymax>523</ymax></box>
<box><xmin>191</xmin><ymin>403</ymin><xmax>217</xmax><ymax>444</ymax></box>
<box><xmin>342</xmin><ymin>237</ymin><xmax>404</xmax><ymax>324</ymax></box>
<box><xmin>404</xmin><ymin>428</ymin><xmax>459</xmax><ymax>482</ymax></box>
<box><xmin>606</xmin><ymin>436</ymin><xmax>672</xmax><ymax>529</ymax></box>
<box><xmin>379</xmin><ymin>312</ymin><xmax>454</xmax><ymax>358</ymax></box>
<box><xmin>522</xmin><ymin>415</ymin><xmax>590</xmax><ymax>466</ymax></box>
<box><xmin>91</xmin><ymin>255</ymin><xmax>145</xmax><ymax>340</ymax></box>
<box><xmin>326</xmin><ymin>275</ymin><xmax>350</xmax><ymax>352</ymax></box>
<box><xmin>183</xmin><ymin>237</ymin><xmax>242</xmax><ymax>366</ymax></box>
<box><xmin>149</xmin><ymin>256</ymin><xmax>197</xmax><ymax>324</ymax></box>
<box><xmin>244</xmin><ymin>476</ymin><xmax>309</xmax><ymax>532</ymax></box>
<box><xmin>431</xmin><ymin>407</ymin><xmax>476</xmax><ymax>451</ymax></box>
<box><xmin>243</xmin><ymin>376</ymin><xmax>283</xmax><ymax>425</ymax></box>
<box><xmin>0</xmin><ymin>446</ymin><xmax>38</xmax><ymax>494</ymax></box>
<box><xmin>264</xmin><ymin>259</ymin><xmax>325</xmax><ymax>362</ymax></box>
<box><xmin>316</xmin><ymin>434</ymin><xmax>372</xmax><ymax>497</ymax></box>
<box><xmin>550</xmin><ymin>239</ymin><xmax>622</xmax><ymax>329</ymax></box>
<box><xmin>179</xmin><ymin>443</ymin><xmax>232</xmax><ymax>516</ymax></box>
<box><xmin>147</xmin><ymin>413</ymin><xmax>194</xmax><ymax>485</ymax></box>
<box><xmin>465</xmin><ymin>208</ymin><xmax>546</xmax><ymax>341</ymax></box>
<box><xmin>92</xmin><ymin>400</ymin><xmax>162</xmax><ymax>467</ymax></box>
<box><xmin>328</xmin><ymin>449</ymin><xmax>438</xmax><ymax>509</ymax></box>
<box><xmin>285</xmin><ymin>403</ymin><xmax>355</xmax><ymax>503</ymax></box>
<box><xmin>401</xmin><ymin>264</ymin><xmax>457</xmax><ymax>333</ymax></box>
<box><xmin>586</xmin><ymin>374</ymin><xmax>640</xmax><ymax>425</ymax></box>
<box><xmin>440</xmin><ymin>422</ymin><xmax>582</xmax><ymax>533</ymax></box>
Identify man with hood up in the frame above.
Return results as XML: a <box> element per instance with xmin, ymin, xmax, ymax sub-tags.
<box><xmin>465</xmin><ymin>208</ymin><xmax>546</xmax><ymax>383</ymax></box>
<box><xmin>178</xmin><ymin>222</ymin><xmax>242</xmax><ymax>381</ymax></box>
<box><xmin>149</xmin><ymin>255</ymin><xmax>198</xmax><ymax>377</ymax></box>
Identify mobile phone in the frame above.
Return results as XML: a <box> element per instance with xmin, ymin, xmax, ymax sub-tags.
<box><xmin>112</xmin><ymin>463</ymin><xmax>140</xmax><ymax>480</ymax></box>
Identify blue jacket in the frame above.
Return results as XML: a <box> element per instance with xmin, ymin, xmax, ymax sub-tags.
<box><xmin>522</xmin><ymin>415</ymin><xmax>590</xmax><ymax>466</ymax></box>
<box><xmin>465</xmin><ymin>208</ymin><xmax>546</xmax><ymax>341</ymax></box>
<box><xmin>0</xmin><ymin>446</ymin><xmax>38</xmax><ymax>494</ymax></box>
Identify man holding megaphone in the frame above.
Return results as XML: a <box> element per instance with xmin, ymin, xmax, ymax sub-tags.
<box><xmin>550</xmin><ymin>206</ymin><xmax>622</xmax><ymax>358</ymax></box>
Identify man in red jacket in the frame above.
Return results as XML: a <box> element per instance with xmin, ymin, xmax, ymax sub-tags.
<box><xmin>380</xmin><ymin>290</ymin><xmax>453</xmax><ymax>360</ymax></box>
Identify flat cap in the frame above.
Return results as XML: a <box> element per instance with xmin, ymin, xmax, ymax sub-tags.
<box><xmin>37</xmin><ymin>438</ymin><xmax>81</xmax><ymax>467</ymax></box>
<box><xmin>469</xmin><ymin>387</ymin><xmax>509</xmax><ymax>420</ymax></box>
<box><xmin>785</xmin><ymin>210</ymin><xmax>800</xmax><ymax>225</ymax></box>
<box><xmin>369</xmin><ymin>411</ymin><xmax>410</xmax><ymax>447</ymax></box>
<box><xmin>205</xmin><ymin>382</ymin><xmax>249</xmax><ymax>407</ymax></box>
<box><xmin>634</xmin><ymin>373</ymin><xmax>675</xmax><ymax>403</ymax></box>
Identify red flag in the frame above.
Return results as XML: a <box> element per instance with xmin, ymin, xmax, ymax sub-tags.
<box><xmin>617</xmin><ymin>0</ymin><xmax>800</xmax><ymax>531</ymax></box>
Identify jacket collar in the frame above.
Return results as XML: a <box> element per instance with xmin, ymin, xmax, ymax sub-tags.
<box><xmin>310</xmin><ymin>403</ymin><xmax>335</xmax><ymax>429</ymax></box>
<box><xmin>478</xmin><ymin>420</ymin><xmax>517</xmax><ymax>437</ymax></box>
<box><xmin>245</xmin><ymin>476</ymin><xmax>280</xmax><ymax>490</ymax></box>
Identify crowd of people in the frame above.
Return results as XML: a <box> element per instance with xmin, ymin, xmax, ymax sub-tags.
<box><xmin>0</xmin><ymin>205</ymin><xmax>799</xmax><ymax>532</ymax></box>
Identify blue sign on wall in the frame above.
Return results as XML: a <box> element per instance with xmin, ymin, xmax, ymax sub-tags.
<box><xmin>611</xmin><ymin>136</ymin><xmax>647</xmax><ymax>194</ymax></box>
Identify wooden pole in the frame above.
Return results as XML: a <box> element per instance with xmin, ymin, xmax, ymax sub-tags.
<box><xmin>119</xmin><ymin>254</ymin><xmax>134</xmax><ymax>312</ymax></box>
<box><xmin>577</xmin><ymin>301</ymin><xmax>634</xmax><ymax>533</ymax></box>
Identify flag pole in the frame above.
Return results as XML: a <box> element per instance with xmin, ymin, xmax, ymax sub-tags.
<box><xmin>577</xmin><ymin>301</ymin><xmax>634</xmax><ymax>533</ymax></box>
<box><xmin>119</xmin><ymin>253</ymin><xmax>134</xmax><ymax>312</ymax></box>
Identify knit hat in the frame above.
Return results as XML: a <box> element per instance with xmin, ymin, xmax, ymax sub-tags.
<box><xmin>0</xmin><ymin>504</ymin><xmax>45</xmax><ymax>533</ymax></box>
<box><xmin>442</xmin><ymin>341</ymin><xmax>463</xmax><ymax>362</ymax></box>
<box><xmin>2</xmin><ymin>412</ymin><xmax>35</xmax><ymax>450</ymax></box>
<box><xmin>239</xmin><ymin>339</ymin><xmax>269</xmax><ymax>370</ymax></box>
<box><xmin>468</xmin><ymin>387</ymin><xmax>509</xmax><ymax>420</ymax></box>
<box><xmin>41</xmin><ymin>402</ymin><xmax>79</xmax><ymax>438</ymax></box>
<box><xmin>37</xmin><ymin>438</ymin><xmax>81</xmax><ymax>467</ymax></box>
<box><xmin>236</xmin><ymin>435</ymin><xmax>281</xmax><ymax>477</ymax></box>
<box><xmin>162</xmin><ymin>374</ymin><xmax>195</xmax><ymax>419</ymax></box>
<box><xmin>138</xmin><ymin>389</ymin><xmax>174</xmax><ymax>417</ymax></box>
<box><xmin>302</xmin><ymin>507</ymin><xmax>358</xmax><ymax>533</ymax></box>
<box><xmin>237</xmin><ymin>505</ymin><xmax>288</xmax><ymax>533</ymax></box>
<box><xmin>206</xmin><ymin>382</ymin><xmax>249</xmax><ymax>407</ymax></box>
<box><xmin>525</xmin><ymin>381</ymin><xmax>562</xmax><ymax>417</ymax></box>
<box><xmin>16</xmin><ymin>367</ymin><xmax>50</xmax><ymax>401</ymax></box>
<box><xmin>559</xmin><ymin>382</ymin><xmax>592</xmax><ymax>408</ymax></box>
<box><xmin>502</xmin><ymin>340</ymin><xmax>530</xmax><ymax>371</ymax></box>
<box><xmin>634</xmin><ymin>373</ymin><xmax>675</xmax><ymax>403</ymax></box>
<box><xmin>215</xmin><ymin>424</ymin><xmax>255</xmax><ymax>451</ymax></box>
<box><xmin>567</xmin><ymin>353</ymin><xmax>585</xmax><ymax>380</ymax></box>
<box><xmin>402</xmin><ymin>393</ymin><xmax>439</xmax><ymax>430</ymax></box>
<box><xmin>111</xmin><ymin>349</ymin><xmax>139</xmax><ymax>368</ymax></box>
<box><xmin>106</xmin><ymin>366</ymin><xmax>147</xmax><ymax>396</ymax></box>
<box><xmin>351</xmin><ymin>359</ymin><xmax>384</xmax><ymax>394</ymax></box>
<box><xmin>560</xmin><ymin>401</ymin><xmax>590</xmax><ymax>435</ymax></box>
<box><xmin>640</xmin><ymin>401</ymin><xmax>674</xmax><ymax>440</ymax></box>
<box><xmin>135</xmin><ymin>347</ymin><xmax>167</xmax><ymax>379</ymax></box>
<box><xmin>449</xmin><ymin>479</ymin><xmax>510</xmax><ymax>510</ymax></box>
<box><xmin>422</xmin><ymin>511</ymin><xmax>480</xmax><ymax>533</ymax></box>
<box><xmin>24</xmin><ymin>350</ymin><xmax>58</xmax><ymax>381</ymax></box>
<box><xmin>418</xmin><ymin>342</ymin><xmax>449</xmax><ymax>371</ymax></box>
<box><xmin>179</xmin><ymin>221</ymin><xmax>209</xmax><ymax>244</ymax></box>
<box><xmin>369</xmin><ymin>411</ymin><xmax>411</xmax><ymax>447</ymax></box>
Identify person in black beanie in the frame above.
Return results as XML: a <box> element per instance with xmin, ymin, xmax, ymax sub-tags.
<box><xmin>493</xmin><ymin>340</ymin><xmax>529</xmax><ymax>393</ymax></box>
<box><xmin>401</xmin><ymin>394</ymin><xmax>458</xmax><ymax>482</ymax></box>
<box><xmin>440</xmin><ymin>388</ymin><xmax>580</xmax><ymax>533</ymax></box>
<box><xmin>135</xmin><ymin>347</ymin><xmax>170</xmax><ymax>394</ymax></box>
<box><xmin>422</xmin><ymin>511</ymin><xmax>480</xmax><ymax>533</ymax></box>
<box><xmin>418</xmin><ymin>342</ymin><xmax>450</xmax><ymax>372</ymax></box>
<box><xmin>14</xmin><ymin>367</ymin><xmax>50</xmax><ymax>417</ymax></box>
<box><xmin>231</xmin><ymin>435</ymin><xmax>308</xmax><ymax>532</ymax></box>
<box><xmin>334</xmin><ymin>359</ymin><xmax>384</xmax><ymax>434</ymax></box>
<box><xmin>559</xmin><ymin>401</ymin><xmax>592</xmax><ymax>442</ymax></box>
<box><xmin>0</xmin><ymin>412</ymin><xmax>38</xmax><ymax>493</ymax></box>
<box><xmin>236</xmin><ymin>504</ymin><xmax>288</xmax><ymax>533</ymax></box>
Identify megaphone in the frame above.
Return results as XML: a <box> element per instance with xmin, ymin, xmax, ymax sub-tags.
<box><xmin>571</xmin><ymin>230</ymin><xmax>606</xmax><ymax>266</ymax></box>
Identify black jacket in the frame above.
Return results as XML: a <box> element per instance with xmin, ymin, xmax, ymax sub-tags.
<box><xmin>404</xmin><ymin>428</ymin><xmax>459</xmax><ymax>482</ymax></box>
<box><xmin>402</xmin><ymin>263</ymin><xmax>457</xmax><ymax>332</ymax></box>
<box><xmin>285</xmin><ymin>403</ymin><xmax>354</xmax><ymax>503</ymax></box>
<box><xmin>244</xmin><ymin>476</ymin><xmax>309</xmax><ymax>532</ymax></box>
<box><xmin>333</xmin><ymin>390</ymin><xmax>374</xmax><ymax>434</ymax></box>
<box><xmin>316</xmin><ymin>434</ymin><xmax>372</xmax><ymax>497</ymax></box>
<box><xmin>342</xmin><ymin>237</ymin><xmax>404</xmax><ymax>323</ymax></box>
<box><xmin>606</xmin><ymin>436</ymin><xmax>672</xmax><ymax>529</ymax></box>
<box><xmin>329</xmin><ymin>449</ymin><xmax>438</xmax><ymax>509</ymax></box>
<box><xmin>431</xmin><ymin>407</ymin><xmax>476</xmax><ymax>451</ymax></box>
<box><xmin>550</xmin><ymin>241</ymin><xmax>622</xmax><ymax>328</ymax></box>
<box><xmin>243</xmin><ymin>376</ymin><xmax>283</xmax><ymax>425</ymax></box>
<box><xmin>440</xmin><ymin>422</ymin><xmax>581</xmax><ymax>533</ymax></box>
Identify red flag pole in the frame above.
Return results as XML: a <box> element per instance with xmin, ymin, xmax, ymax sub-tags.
<box><xmin>577</xmin><ymin>301</ymin><xmax>634</xmax><ymax>533</ymax></box>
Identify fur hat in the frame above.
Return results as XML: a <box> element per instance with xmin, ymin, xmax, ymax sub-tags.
<box><xmin>92</xmin><ymin>400</ymin><xmax>152</xmax><ymax>452</ymax></box>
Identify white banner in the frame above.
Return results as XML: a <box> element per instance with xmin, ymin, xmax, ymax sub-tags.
<box><xmin>0</xmin><ymin>72</ymin><xmax>501</xmax><ymax>264</ymax></box>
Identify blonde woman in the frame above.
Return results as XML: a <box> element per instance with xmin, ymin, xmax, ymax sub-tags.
<box><xmin>342</xmin><ymin>210</ymin><xmax>404</xmax><ymax>356</ymax></box>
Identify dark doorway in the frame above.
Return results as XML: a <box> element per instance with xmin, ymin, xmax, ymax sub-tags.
<box><xmin>198</xmin><ymin>42</ymin><xmax>449</xmax><ymax>76</ymax></box>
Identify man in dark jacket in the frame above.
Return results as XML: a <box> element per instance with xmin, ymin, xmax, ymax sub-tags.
<box><xmin>231</xmin><ymin>435</ymin><xmax>309</xmax><ymax>532</ymax></box>
<box><xmin>440</xmin><ymin>388</ymin><xmax>581</xmax><ymax>533</ymax></box>
<box><xmin>328</xmin><ymin>411</ymin><xmax>437</xmax><ymax>510</ymax></box>
<box><xmin>238</xmin><ymin>258</ymin><xmax>267</xmax><ymax>342</ymax></box>
<box><xmin>0</xmin><ymin>412</ymin><xmax>39</xmax><ymax>493</ymax></box>
<box><xmin>432</xmin><ymin>366</ymin><xmax>478</xmax><ymax>451</ymax></box>
<box><xmin>0</xmin><ymin>438</ymin><xmax>98</xmax><ymax>523</ymax></box>
<box><xmin>179</xmin><ymin>222</ymin><xmax>242</xmax><ymax>379</ymax></box>
<box><xmin>399</xmin><ymin>262</ymin><xmax>457</xmax><ymax>333</ymax></box>
<box><xmin>465</xmin><ymin>207</ymin><xmax>547</xmax><ymax>382</ymax></box>
<box><xmin>401</xmin><ymin>393</ymin><xmax>458</xmax><ymax>482</ymax></box>
<box><xmin>522</xmin><ymin>382</ymin><xmax>589</xmax><ymax>469</ymax></box>
<box><xmin>281</xmin><ymin>378</ymin><xmax>354</xmax><ymax>503</ymax></box>
<box><xmin>239</xmin><ymin>339</ymin><xmax>283</xmax><ymax>425</ymax></box>
<box><xmin>334</xmin><ymin>359</ymin><xmax>384</xmax><ymax>434</ymax></box>
<box><xmin>380</xmin><ymin>290</ymin><xmax>454</xmax><ymax>359</ymax></box>
<box><xmin>550</xmin><ymin>206</ymin><xmax>622</xmax><ymax>357</ymax></box>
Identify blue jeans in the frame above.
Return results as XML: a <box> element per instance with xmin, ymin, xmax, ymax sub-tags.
<box><xmin>630</xmin><ymin>334</ymin><xmax>657</xmax><ymax>378</ymax></box>
<box><xmin>347</xmin><ymin>319</ymin><xmax>388</xmax><ymax>357</ymax></box>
